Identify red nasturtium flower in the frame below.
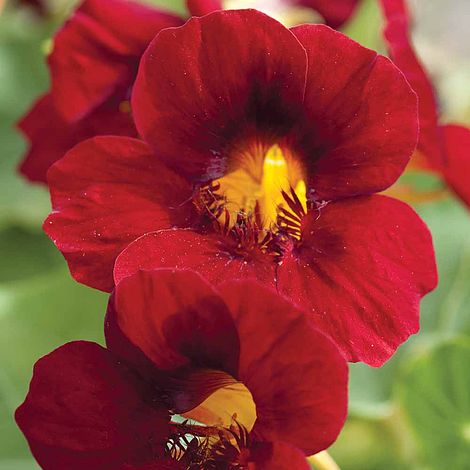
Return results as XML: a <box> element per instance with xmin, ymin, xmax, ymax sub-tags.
<box><xmin>380</xmin><ymin>0</ymin><xmax>470</xmax><ymax>207</ymax></box>
<box><xmin>16</xmin><ymin>269</ymin><xmax>348</xmax><ymax>469</ymax></box>
<box><xmin>45</xmin><ymin>9</ymin><xmax>437</xmax><ymax>366</ymax></box>
<box><xmin>18</xmin><ymin>0</ymin><xmax>183</xmax><ymax>183</ymax></box>
<box><xmin>187</xmin><ymin>0</ymin><xmax>360</xmax><ymax>28</ymax></box>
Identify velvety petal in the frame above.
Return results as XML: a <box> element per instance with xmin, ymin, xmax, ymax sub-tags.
<box><xmin>18</xmin><ymin>94</ymin><xmax>137</xmax><ymax>184</ymax></box>
<box><xmin>380</xmin><ymin>0</ymin><xmax>442</xmax><ymax>168</ymax></box>
<box><xmin>291</xmin><ymin>24</ymin><xmax>418</xmax><ymax>200</ymax></box>
<box><xmin>277</xmin><ymin>195</ymin><xmax>437</xmax><ymax>366</ymax></box>
<box><xmin>16</xmin><ymin>341</ymin><xmax>170</xmax><ymax>470</ymax></box>
<box><xmin>186</xmin><ymin>0</ymin><xmax>222</xmax><ymax>16</ymax></box>
<box><xmin>105</xmin><ymin>292</ymin><xmax>163</xmax><ymax>384</ymax></box>
<box><xmin>50</xmin><ymin>0</ymin><xmax>183</xmax><ymax>121</ymax></box>
<box><xmin>18</xmin><ymin>95</ymin><xmax>73</xmax><ymax>184</ymax></box>
<box><xmin>248</xmin><ymin>442</ymin><xmax>309</xmax><ymax>469</ymax></box>
<box><xmin>113</xmin><ymin>229</ymin><xmax>276</xmax><ymax>288</ymax></box>
<box><xmin>299</xmin><ymin>0</ymin><xmax>359</xmax><ymax>28</ymax></box>
<box><xmin>441</xmin><ymin>124</ymin><xmax>470</xmax><ymax>207</ymax></box>
<box><xmin>132</xmin><ymin>9</ymin><xmax>307</xmax><ymax>182</ymax></box>
<box><xmin>110</xmin><ymin>269</ymin><xmax>240</xmax><ymax>386</ymax></box>
<box><xmin>219</xmin><ymin>281</ymin><xmax>348</xmax><ymax>455</ymax></box>
<box><xmin>45</xmin><ymin>137</ymin><xmax>195</xmax><ymax>292</ymax></box>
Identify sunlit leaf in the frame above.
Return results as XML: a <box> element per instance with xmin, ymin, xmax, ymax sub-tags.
<box><xmin>0</xmin><ymin>268</ymin><xmax>106</xmax><ymax>463</ymax></box>
<box><xmin>397</xmin><ymin>337</ymin><xmax>470</xmax><ymax>469</ymax></box>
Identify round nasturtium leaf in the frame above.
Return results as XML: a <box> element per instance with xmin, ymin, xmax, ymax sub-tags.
<box><xmin>397</xmin><ymin>338</ymin><xmax>470</xmax><ymax>469</ymax></box>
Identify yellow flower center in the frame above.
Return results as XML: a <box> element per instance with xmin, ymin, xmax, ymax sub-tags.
<box><xmin>214</xmin><ymin>143</ymin><xmax>307</xmax><ymax>231</ymax></box>
<box><xmin>183</xmin><ymin>381</ymin><xmax>257</xmax><ymax>432</ymax></box>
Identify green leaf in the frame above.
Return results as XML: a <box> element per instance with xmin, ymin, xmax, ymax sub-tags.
<box><xmin>397</xmin><ymin>337</ymin><xmax>470</xmax><ymax>469</ymax></box>
<box><xmin>328</xmin><ymin>415</ymin><xmax>412</xmax><ymax>470</ymax></box>
<box><xmin>0</xmin><ymin>226</ymin><xmax>63</xmax><ymax>283</ymax></box>
<box><xmin>0</xmin><ymin>268</ymin><xmax>106</xmax><ymax>463</ymax></box>
<box><xmin>0</xmin><ymin>10</ymin><xmax>52</xmax><ymax>229</ymax></box>
<box><xmin>142</xmin><ymin>0</ymin><xmax>187</xmax><ymax>15</ymax></box>
<box><xmin>342</xmin><ymin>0</ymin><xmax>384</xmax><ymax>52</ymax></box>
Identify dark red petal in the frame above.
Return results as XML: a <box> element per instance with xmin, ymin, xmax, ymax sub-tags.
<box><xmin>44</xmin><ymin>137</ymin><xmax>194</xmax><ymax>292</ymax></box>
<box><xmin>132</xmin><ymin>9</ymin><xmax>307</xmax><ymax>182</ymax></box>
<box><xmin>291</xmin><ymin>24</ymin><xmax>418</xmax><ymax>200</ymax></box>
<box><xmin>218</xmin><ymin>281</ymin><xmax>348</xmax><ymax>455</ymax></box>
<box><xmin>50</xmin><ymin>0</ymin><xmax>183</xmax><ymax>121</ymax></box>
<box><xmin>105</xmin><ymin>291</ymin><xmax>163</xmax><ymax>385</ymax></box>
<box><xmin>299</xmin><ymin>0</ymin><xmax>359</xmax><ymax>28</ymax></box>
<box><xmin>16</xmin><ymin>341</ymin><xmax>170</xmax><ymax>470</ymax></box>
<box><xmin>379</xmin><ymin>0</ymin><xmax>442</xmax><ymax>168</ymax></box>
<box><xmin>18</xmin><ymin>94</ymin><xmax>137</xmax><ymax>184</ymax></box>
<box><xmin>113</xmin><ymin>230</ymin><xmax>276</xmax><ymax>288</ymax></box>
<box><xmin>111</xmin><ymin>269</ymin><xmax>240</xmax><ymax>387</ymax></box>
<box><xmin>248</xmin><ymin>442</ymin><xmax>309</xmax><ymax>469</ymax></box>
<box><xmin>186</xmin><ymin>0</ymin><xmax>222</xmax><ymax>16</ymax></box>
<box><xmin>277</xmin><ymin>195</ymin><xmax>437</xmax><ymax>366</ymax></box>
<box><xmin>441</xmin><ymin>124</ymin><xmax>470</xmax><ymax>207</ymax></box>
<box><xmin>18</xmin><ymin>95</ymin><xmax>72</xmax><ymax>184</ymax></box>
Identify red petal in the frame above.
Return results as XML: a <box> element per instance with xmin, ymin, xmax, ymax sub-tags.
<box><xmin>18</xmin><ymin>94</ymin><xmax>137</xmax><ymax>184</ymax></box>
<box><xmin>441</xmin><ymin>124</ymin><xmax>470</xmax><ymax>207</ymax></box>
<box><xmin>50</xmin><ymin>0</ymin><xmax>183</xmax><ymax>121</ymax></box>
<box><xmin>300</xmin><ymin>0</ymin><xmax>359</xmax><ymax>28</ymax></box>
<box><xmin>291</xmin><ymin>24</ymin><xmax>418</xmax><ymax>200</ymax></box>
<box><xmin>248</xmin><ymin>442</ymin><xmax>310</xmax><ymax>469</ymax></box>
<box><xmin>45</xmin><ymin>137</ymin><xmax>194</xmax><ymax>292</ymax></box>
<box><xmin>132</xmin><ymin>9</ymin><xmax>307</xmax><ymax>182</ymax></box>
<box><xmin>379</xmin><ymin>0</ymin><xmax>442</xmax><ymax>168</ymax></box>
<box><xmin>112</xmin><ymin>269</ymin><xmax>347</xmax><ymax>454</ymax></box>
<box><xmin>16</xmin><ymin>341</ymin><xmax>170</xmax><ymax>470</ymax></box>
<box><xmin>277</xmin><ymin>195</ymin><xmax>437</xmax><ymax>366</ymax></box>
<box><xmin>18</xmin><ymin>95</ymin><xmax>72</xmax><ymax>184</ymax></box>
<box><xmin>218</xmin><ymin>281</ymin><xmax>348</xmax><ymax>455</ymax></box>
<box><xmin>111</xmin><ymin>269</ymin><xmax>240</xmax><ymax>384</ymax></box>
<box><xmin>186</xmin><ymin>0</ymin><xmax>222</xmax><ymax>16</ymax></box>
<box><xmin>114</xmin><ymin>229</ymin><xmax>276</xmax><ymax>288</ymax></box>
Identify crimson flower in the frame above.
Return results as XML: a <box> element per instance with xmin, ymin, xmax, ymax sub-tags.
<box><xmin>16</xmin><ymin>269</ymin><xmax>348</xmax><ymax>469</ymax></box>
<box><xmin>18</xmin><ymin>0</ymin><xmax>183</xmax><ymax>183</ymax></box>
<box><xmin>45</xmin><ymin>9</ymin><xmax>437</xmax><ymax>366</ymax></box>
<box><xmin>380</xmin><ymin>0</ymin><xmax>470</xmax><ymax>207</ymax></box>
<box><xmin>187</xmin><ymin>0</ymin><xmax>360</xmax><ymax>28</ymax></box>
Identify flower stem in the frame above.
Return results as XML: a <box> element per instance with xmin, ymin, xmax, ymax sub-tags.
<box><xmin>307</xmin><ymin>451</ymin><xmax>341</xmax><ymax>470</ymax></box>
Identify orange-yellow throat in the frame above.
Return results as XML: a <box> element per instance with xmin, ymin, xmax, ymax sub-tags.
<box><xmin>215</xmin><ymin>144</ymin><xmax>307</xmax><ymax>230</ymax></box>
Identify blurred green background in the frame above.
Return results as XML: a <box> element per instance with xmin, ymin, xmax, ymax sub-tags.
<box><xmin>0</xmin><ymin>0</ymin><xmax>469</xmax><ymax>468</ymax></box>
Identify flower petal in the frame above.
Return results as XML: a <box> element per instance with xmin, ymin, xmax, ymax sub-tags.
<box><xmin>50</xmin><ymin>0</ymin><xmax>183</xmax><ymax>121</ymax></box>
<box><xmin>186</xmin><ymin>0</ymin><xmax>222</xmax><ymax>16</ymax></box>
<box><xmin>277</xmin><ymin>195</ymin><xmax>437</xmax><ymax>366</ymax></box>
<box><xmin>379</xmin><ymin>0</ymin><xmax>442</xmax><ymax>168</ymax></box>
<box><xmin>132</xmin><ymin>9</ymin><xmax>307</xmax><ymax>182</ymax></box>
<box><xmin>113</xmin><ymin>229</ymin><xmax>276</xmax><ymax>287</ymax></box>
<box><xmin>291</xmin><ymin>24</ymin><xmax>418</xmax><ymax>200</ymax></box>
<box><xmin>45</xmin><ymin>136</ymin><xmax>194</xmax><ymax>292</ymax></box>
<box><xmin>16</xmin><ymin>341</ymin><xmax>170</xmax><ymax>470</ymax></box>
<box><xmin>248</xmin><ymin>442</ymin><xmax>310</xmax><ymax>469</ymax></box>
<box><xmin>18</xmin><ymin>95</ymin><xmax>72</xmax><ymax>184</ymax></box>
<box><xmin>441</xmin><ymin>124</ymin><xmax>470</xmax><ymax>207</ymax></box>
<box><xmin>300</xmin><ymin>0</ymin><xmax>359</xmax><ymax>28</ymax></box>
<box><xmin>218</xmin><ymin>281</ymin><xmax>348</xmax><ymax>455</ymax></box>
<box><xmin>18</xmin><ymin>94</ymin><xmax>137</xmax><ymax>184</ymax></box>
<box><xmin>111</xmin><ymin>269</ymin><xmax>240</xmax><ymax>380</ymax></box>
